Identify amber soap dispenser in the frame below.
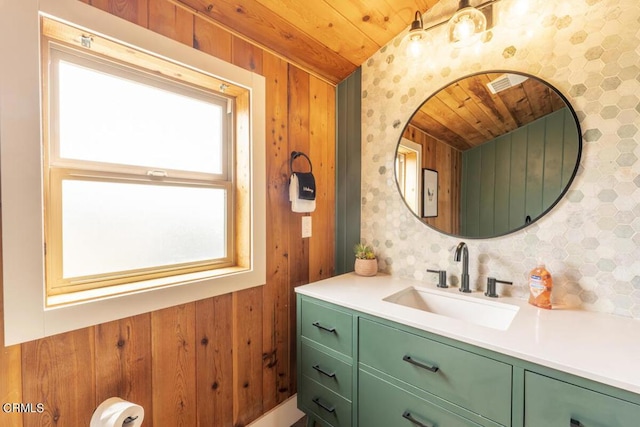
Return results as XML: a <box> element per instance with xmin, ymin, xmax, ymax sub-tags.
<box><xmin>528</xmin><ymin>261</ymin><xmax>553</xmax><ymax>309</ymax></box>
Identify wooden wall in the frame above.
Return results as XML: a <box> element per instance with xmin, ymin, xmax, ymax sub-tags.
<box><xmin>0</xmin><ymin>1</ymin><xmax>336</xmax><ymax>426</ymax></box>
<box><xmin>403</xmin><ymin>124</ymin><xmax>461</xmax><ymax>236</ymax></box>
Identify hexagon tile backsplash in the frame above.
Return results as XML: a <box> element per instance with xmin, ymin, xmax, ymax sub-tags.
<box><xmin>360</xmin><ymin>0</ymin><xmax>640</xmax><ymax>317</ymax></box>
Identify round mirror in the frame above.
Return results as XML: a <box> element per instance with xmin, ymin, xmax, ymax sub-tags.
<box><xmin>395</xmin><ymin>71</ymin><xmax>582</xmax><ymax>239</ymax></box>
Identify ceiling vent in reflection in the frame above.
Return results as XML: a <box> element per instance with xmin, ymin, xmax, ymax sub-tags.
<box><xmin>487</xmin><ymin>73</ymin><xmax>529</xmax><ymax>94</ymax></box>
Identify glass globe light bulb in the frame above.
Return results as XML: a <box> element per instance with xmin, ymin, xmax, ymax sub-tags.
<box><xmin>448</xmin><ymin>5</ymin><xmax>487</xmax><ymax>45</ymax></box>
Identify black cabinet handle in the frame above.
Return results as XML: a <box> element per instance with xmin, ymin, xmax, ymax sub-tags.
<box><xmin>312</xmin><ymin>364</ymin><xmax>336</xmax><ymax>378</ymax></box>
<box><xmin>312</xmin><ymin>321</ymin><xmax>336</xmax><ymax>333</ymax></box>
<box><xmin>570</xmin><ymin>419</ymin><xmax>584</xmax><ymax>427</ymax></box>
<box><xmin>403</xmin><ymin>355</ymin><xmax>439</xmax><ymax>373</ymax></box>
<box><xmin>402</xmin><ymin>411</ymin><xmax>434</xmax><ymax>427</ymax></box>
<box><xmin>312</xmin><ymin>397</ymin><xmax>335</xmax><ymax>413</ymax></box>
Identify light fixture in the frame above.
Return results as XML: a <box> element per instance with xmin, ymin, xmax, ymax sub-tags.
<box><xmin>405</xmin><ymin>11</ymin><xmax>427</xmax><ymax>58</ymax></box>
<box><xmin>448</xmin><ymin>0</ymin><xmax>487</xmax><ymax>45</ymax></box>
<box><xmin>404</xmin><ymin>1</ymin><xmax>502</xmax><ymax>55</ymax></box>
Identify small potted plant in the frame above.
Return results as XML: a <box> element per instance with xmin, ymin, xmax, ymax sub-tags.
<box><xmin>353</xmin><ymin>243</ymin><xmax>377</xmax><ymax>277</ymax></box>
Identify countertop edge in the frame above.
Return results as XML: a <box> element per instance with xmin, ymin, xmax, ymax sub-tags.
<box><xmin>296</xmin><ymin>273</ymin><xmax>640</xmax><ymax>396</ymax></box>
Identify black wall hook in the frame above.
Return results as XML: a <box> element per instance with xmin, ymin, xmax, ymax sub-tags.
<box><xmin>290</xmin><ymin>151</ymin><xmax>313</xmax><ymax>175</ymax></box>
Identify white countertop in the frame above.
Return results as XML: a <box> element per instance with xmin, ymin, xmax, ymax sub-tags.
<box><xmin>296</xmin><ymin>273</ymin><xmax>640</xmax><ymax>395</ymax></box>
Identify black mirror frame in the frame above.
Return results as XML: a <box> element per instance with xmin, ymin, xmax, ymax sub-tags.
<box><xmin>395</xmin><ymin>70</ymin><xmax>583</xmax><ymax>239</ymax></box>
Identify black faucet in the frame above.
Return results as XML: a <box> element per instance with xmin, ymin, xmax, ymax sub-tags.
<box><xmin>454</xmin><ymin>242</ymin><xmax>471</xmax><ymax>293</ymax></box>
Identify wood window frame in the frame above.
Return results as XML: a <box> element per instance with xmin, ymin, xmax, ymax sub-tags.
<box><xmin>0</xmin><ymin>0</ymin><xmax>265</xmax><ymax>345</ymax></box>
<box><xmin>42</xmin><ymin>30</ymin><xmax>239</xmax><ymax>299</ymax></box>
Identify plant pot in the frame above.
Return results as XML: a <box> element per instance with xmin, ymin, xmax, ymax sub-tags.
<box><xmin>354</xmin><ymin>258</ymin><xmax>378</xmax><ymax>277</ymax></box>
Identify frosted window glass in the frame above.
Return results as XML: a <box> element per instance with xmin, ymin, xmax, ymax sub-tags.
<box><xmin>57</xmin><ymin>60</ymin><xmax>224</xmax><ymax>174</ymax></box>
<box><xmin>61</xmin><ymin>180</ymin><xmax>226</xmax><ymax>278</ymax></box>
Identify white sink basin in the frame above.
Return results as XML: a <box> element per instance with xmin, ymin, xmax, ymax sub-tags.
<box><xmin>383</xmin><ymin>286</ymin><xmax>519</xmax><ymax>331</ymax></box>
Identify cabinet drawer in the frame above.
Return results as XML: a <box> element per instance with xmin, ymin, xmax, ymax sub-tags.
<box><xmin>524</xmin><ymin>372</ymin><xmax>640</xmax><ymax>426</ymax></box>
<box><xmin>359</xmin><ymin>369</ymin><xmax>486</xmax><ymax>427</ymax></box>
<box><xmin>299</xmin><ymin>376</ymin><xmax>352</xmax><ymax>427</ymax></box>
<box><xmin>301</xmin><ymin>298</ymin><xmax>353</xmax><ymax>357</ymax></box>
<box><xmin>359</xmin><ymin>318</ymin><xmax>512</xmax><ymax>426</ymax></box>
<box><xmin>301</xmin><ymin>342</ymin><xmax>352</xmax><ymax>399</ymax></box>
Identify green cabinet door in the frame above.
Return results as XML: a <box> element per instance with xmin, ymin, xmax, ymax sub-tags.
<box><xmin>359</xmin><ymin>370</ymin><xmax>488</xmax><ymax>427</ymax></box>
<box><xmin>300</xmin><ymin>298</ymin><xmax>353</xmax><ymax>357</ymax></box>
<box><xmin>300</xmin><ymin>342</ymin><xmax>353</xmax><ymax>399</ymax></box>
<box><xmin>299</xmin><ymin>375</ymin><xmax>352</xmax><ymax>427</ymax></box>
<box><xmin>359</xmin><ymin>318</ymin><xmax>512</xmax><ymax>426</ymax></box>
<box><xmin>524</xmin><ymin>372</ymin><xmax>640</xmax><ymax>426</ymax></box>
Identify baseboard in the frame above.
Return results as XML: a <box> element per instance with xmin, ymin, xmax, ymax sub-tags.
<box><xmin>247</xmin><ymin>394</ymin><xmax>305</xmax><ymax>427</ymax></box>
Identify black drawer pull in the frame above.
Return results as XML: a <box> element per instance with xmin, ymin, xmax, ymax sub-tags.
<box><xmin>403</xmin><ymin>355</ymin><xmax>439</xmax><ymax>373</ymax></box>
<box><xmin>312</xmin><ymin>364</ymin><xmax>336</xmax><ymax>378</ymax></box>
<box><xmin>312</xmin><ymin>321</ymin><xmax>336</xmax><ymax>333</ymax></box>
<box><xmin>570</xmin><ymin>419</ymin><xmax>584</xmax><ymax>427</ymax></box>
<box><xmin>402</xmin><ymin>411</ymin><xmax>434</xmax><ymax>427</ymax></box>
<box><xmin>312</xmin><ymin>397</ymin><xmax>335</xmax><ymax>413</ymax></box>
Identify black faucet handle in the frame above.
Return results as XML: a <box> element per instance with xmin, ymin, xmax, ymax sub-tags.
<box><xmin>426</xmin><ymin>269</ymin><xmax>448</xmax><ymax>288</ymax></box>
<box><xmin>485</xmin><ymin>277</ymin><xmax>512</xmax><ymax>298</ymax></box>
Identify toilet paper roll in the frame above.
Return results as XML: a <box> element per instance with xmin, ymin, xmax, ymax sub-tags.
<box><xmin>90</xmin><ymin>397</ymin><xmax>144</xmax><ymax>427</ymax></box>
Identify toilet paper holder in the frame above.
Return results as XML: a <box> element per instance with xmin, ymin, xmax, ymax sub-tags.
<box><xmin>90</xmin><ymin>397</ymin><xmax>144</xmax><ymax>427</ymax></box>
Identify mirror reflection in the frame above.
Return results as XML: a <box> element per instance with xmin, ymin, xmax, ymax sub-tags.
<box><xmin>396</xmin><ymin>71</ymin><xmax>581</xmax><ymax>238</ymax></box>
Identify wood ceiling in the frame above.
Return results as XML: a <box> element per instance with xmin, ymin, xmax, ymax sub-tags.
<box><xmin>171</xmin><ymin>0</ymin><xmax>439</xmax><ymax>84</ymax></box>
<box><xmin>167</xmin><ymin>1</ymin><xmax>565</xmax><ymax>151</ymax></box>
<box><xmin>408</xmin><ymin>73</ymin><xmax>567</xmax><ymax>152</ymax></box>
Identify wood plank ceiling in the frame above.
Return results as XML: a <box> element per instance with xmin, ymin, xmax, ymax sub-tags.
<box><xmin>409</xmin><ymin>73</ymin><xmax>567</xmax><ymax>152</ymax></box>
<box><xmin>171</xmin><ymin>0</ymin><xmax>440</xmax><ymax>84</ymax></box>
<box><xmin>168</xmin><ymin>1</ymin><xmax>566</xmax><ymax>151</ymax></box>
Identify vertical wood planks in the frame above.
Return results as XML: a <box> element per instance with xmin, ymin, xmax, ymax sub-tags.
<box><xmin>434</xmin><ymin>142</ymin><xmax>459</xmax><ymax>235</ymax></box>
<box><xmin>21</xmin><ymin>329</ymin><xmax>96</xmax><ymax>427</ymax></box>
<box><xmin>494</xmin><ymin>136</ymin><xmax>512</xmax><ymax>236</ymax></box>
<box><xmin>287</xmin><ymin>65</ymin><xmax>311</xmax><ymax>394</ymax></box>
<box><xmin>232</xmin><ymin>287</ymin><xmax>264</xmax><ymax>426</ymax></box>
<box><xmin>94</xmin><ymin>315</ymin><xmax>153</xmax><ymax>427</ymax></box>
<box><xmin>479</xmin><ymin>143</ymin><xmax>497</xmax><ymax>237</ymax></box>
<box><xmin>287</xmin><ymin>65</ymin><xmax>311</xmax><ymax>288</ymax></box>
<box><xmin>0</xmin><ymin>216</ymin><xmax>23</xmax><ymax>427</ymax></box>
<box><xmin>262</xmin><ymin>51</ymin><xmax>292</xmax><ymax>411</ymax></box>
<box><xmin>151</xmin><ymin>304</ymin><xmax>197</xmax><ymax>427</ymax></box>
<box><xmin>403</xmin><ymin>124</ymin><xmax>462</xmax><ymax>235</ymax></box>
<box><xmin>81</xmin><ymin>0</ymin><xmax>149</xmax><ymax>26</ymax></box>
<box><xmin>232</xmin><ymin>37</ymin><xmax>264</xmax><ymax>74</ymax></box>
<box><xmin>509</xmin><ymin>128</ymin><xmax>528</xmax><ymax>230</ymax></box>
<box><xmin>2</xmin><ymin>2</ymin><xmax>339</xmax><ymax>426</ymax></box>
<box><xmin>195</xmin><ymin>295</ymin><xmax>233</xmax><ymax>426</ymax></box>
<box><xmin>193</xmin><ymin>16</ymin><xmax>232</xmax><ymax>61</ymax></box>
<box><xmin>148</xmin><ymin>0</ymin><xmax>194</xmax><ymax>46</ymax></box>
<box><xmin>309</xmin><ymin>75</ymin><xmax>336</xmax><ymax>283</ymax></box>
<box><xmin>525</xmin><ymin>120</ymin><xmax>545</xmax><ymax>219</ymax></box>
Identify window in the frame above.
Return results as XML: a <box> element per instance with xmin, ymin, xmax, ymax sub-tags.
<box><xmin>2</xmin><ymin>4</ymin><xmax>264</xmax><ymax>344</ymax></box>
<box><xmin>396</xmin><ymin>138</ymin><xmax>423</xmax><ymax>216</ymax></box>
<box><xmin>44</xmin><ymin>41</ymin><xmax>235</xmax><ymax>298</ymax></box>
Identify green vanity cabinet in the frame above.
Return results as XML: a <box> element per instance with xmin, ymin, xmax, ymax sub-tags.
<box><xmin>300</xmin><ymin>298</ymin><xmax>353</xmax><ymax>357</ymax></box>
<box><xmin>358</xmin><ymin>369</ymin><xmax>490</xmax><ymax>427</ymax></box>
<box><xmin>524</xmin><ymin>372</ymin><xmax>640</xmax><ymax>426</ymax></box>
<box><xmin>296</xmin><ymin>294</ymin><xmax>640</xmax><ymax>427</ymax></box>
<box><xmin>359</xmin><ymin>318</ymin><xmax>511</xmax><ymax>426</ymax></box>
<box><xmin>298</xmin><ymin>297</ymin><xmax>355</xmax><ymax>427</ymax></box>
